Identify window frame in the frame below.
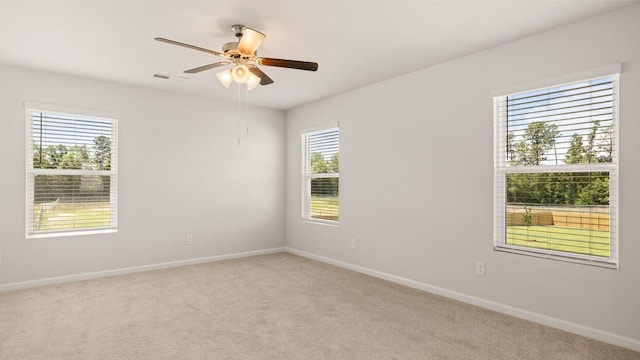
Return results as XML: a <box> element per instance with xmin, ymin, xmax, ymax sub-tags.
<box><xmin>493</xmin><ymin>67</ymin><xmax>620</xmax><ymax>268</ymax></box>
<box><xmin>25</xmin><ymin>103</ymin><xmax>118</xmax><ymax>238</ymax></box>
<box><xmin>301</xmin><ymin>124</ymin><xmax>340</xmax><ymax>225</ymax></box>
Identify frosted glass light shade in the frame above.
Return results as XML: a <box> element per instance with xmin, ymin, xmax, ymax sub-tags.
<box><xmin>231</xmin><ymin>65</ymin><xmax>250</xmax><ymax>84</ymax></box>
<box><xmin>246</xmin><ymin>73</ymin><xmax>261</xmax><ymax>90</ymax></box>
<box><xmin>216</xmin><ymin>69</ymin><xmax>233</xmax><ymax>88</ymax></box>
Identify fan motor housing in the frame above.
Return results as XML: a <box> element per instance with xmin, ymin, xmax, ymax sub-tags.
<box><xmin>222</xmin><ymin>42</ymin><xmax>238</xmax><ymax>53</ymax></box>
<box><xmin>222</xmin><ymin>41</ymin><xmax>256</xmax><ymax>59</ymax></box>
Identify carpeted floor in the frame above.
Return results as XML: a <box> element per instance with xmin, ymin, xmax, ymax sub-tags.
<box><xmin>1</xmin><ymin>253</ymin><xmax>638</xmax><ymax>359</ymax></box>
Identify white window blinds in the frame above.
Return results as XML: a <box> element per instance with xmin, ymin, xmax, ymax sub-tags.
<box><xmin>494</xmin><ymin>75</ymin><xmax>618</xmax><ymax>267</ymax></box>
<box><xmin>302</xmin><ymin>126</ymin><xmax>339</xmax><ymax>222</ymax></box>
<box><xmin>26</xmin><ymin>106</ymin><xmax>118</xmax><ymax>237</ymax></box>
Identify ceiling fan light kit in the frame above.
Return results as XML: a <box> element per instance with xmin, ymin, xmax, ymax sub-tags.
<box><xmin>231</xmin><ymin>64</ymin><xmax>250</xmax><ymax>83</ymax></box>
<box><xmin>216</xmin><ymin>69</ymin><xmax>233</xmax><ymax>88</ymax></box>
<box><xmin>155</xmin><ymin>24</ymin><xmax>318</xmax><ymax>91</ymax></box>
<box><xmin>245</xmin><ymin>73</ymin><xmax>261</xmax><ymax>90</ymax></box>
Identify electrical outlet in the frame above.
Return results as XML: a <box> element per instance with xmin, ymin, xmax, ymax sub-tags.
<box><xmin>185</xmin><ymin>235</ymin><xmax>193</xmax><ymax>245</ymax></box>
<box><xmin>475</xmin><ymin>261</ymin><xmax>485</xmax><ymax>276</ymax></box>
<box><xmin>350</xmin><ymin>238</ymin><xmax>356</xmax><ymax>249</ymax></box>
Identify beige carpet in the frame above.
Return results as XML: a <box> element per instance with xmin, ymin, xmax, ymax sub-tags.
<box><xmin>1</xmin><ymin>253</ymin><xmax>638</xmax><ymax>360</ymax></box>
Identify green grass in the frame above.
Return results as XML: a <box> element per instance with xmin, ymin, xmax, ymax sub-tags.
<box><xmin>506</xmin><ymin>225</ymin><xmax>609</xmax><ymax>257</ymax></box>
<box><xmin>34</xmin><ymin>202</ymin><xmax>111</xmax><ymax>232</ymax></box>
<box><xmin>310</xmin><ymin>196</ymin><xmax>339</xmax><ymax>221</ymax></box>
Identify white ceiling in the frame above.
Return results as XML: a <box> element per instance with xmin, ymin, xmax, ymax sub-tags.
<box><xmin>0</xmin><ymin>1</ymin><xmax>637</xmax><ymax>110</ymax></box>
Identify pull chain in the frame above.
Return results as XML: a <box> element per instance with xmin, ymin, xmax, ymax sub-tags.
<box><xmin>236</xmin><ymin>83</ymin><xmax>250</xmax><ymax>145</ymax></box>
<box><xmin>237</xmin><ymin>84</ymin><xmax>242</xmax><ymax>145</ymax></box>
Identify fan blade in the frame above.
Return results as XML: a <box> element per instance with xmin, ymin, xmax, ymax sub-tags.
<box><xmin>155</xmin><ymin>37</ymin><xmax>223</xmax><ymax>57</ymax></box>
<box><xmin>237</xmin><ymin>28</ymin><xmax>266</xmax><ymax>55</ymax></box>
<box><xmin>257</xmin><ymin>58</ymin><xmax>318</xmax><ymax>71</ymax></box>
<box><xmin>184</xmin><ymin>62</ymin><xmax>230</xmax><ymax>74</ymax></box>
<box><xmin>248</xmin><ymin>66</ymin><xmax>274</xmax><ymax>85</ymax></box>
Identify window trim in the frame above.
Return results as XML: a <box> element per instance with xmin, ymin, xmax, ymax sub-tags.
<box><xmin>25</xmin><ymin>102</ymin><xmax>118</xmax><ymax>238</ymax></box>
<box><xmin>493</xmin><ymin>69</ymin><xmax>620</xmax><ymax>268</ymax></box>
<box><xmin>301</xmin><ymin>123</ymin><xmax>340</xmax><ymax>225</ymax></box>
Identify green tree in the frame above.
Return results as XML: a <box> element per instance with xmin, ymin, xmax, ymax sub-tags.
<box><xmin>577</xmin><ymin>174</ymin><xmax>609</xmax><ymax>205</ymax></box>
<box><xmin>33</xmin><ymin>145</ymin><xmax>51</xmax><ymax>169</ymax></box>
<box><xmin>506</xmin><ymin>120</ymin><xmax>612</xmax><ymax>208</ymax></box>
<box><xmin>565</xmin><ymin>133</ymin><xmax>586</xmax><ymax>164</ymax></box>
<box><xmin>310</xmin><ymin>152</ymin><xmax>339</xmax><ymax>197</ymax></box>
<box><xmin>93</xmin><ymin>135</ymin><xmax>112</xmax><ymax>170</ymax></box>
<box><xmin>311</xmin><ymin>152</ymin><xmax>328</xmax><ymax>173</ymax></box>
<box><xmin>59</xmin><ymin>145</ymin><xmax>89</xmax><ymax>169</ymax></box>
<box><xmin>327</xmin><ymin>153</ymin><xmax>339</xmax><ymax>173</ymax></box>
<box><xmin>585</xmin><ymin>120</ymin><xmax>600</xmax><ymax>163</ymax></box>
<box><xmin>514</xmin><ymin>141</ymin><xmax>531</xmax><ymax>165</ymax></box>
<box><xmin>44</xmin><ymin>144</ymin><xmax>68</xmax><ymax>169</ymax></box>
<box><xmin>597</xmin><ymin>126</ymin><xmax>613</xmax><ymax>163</ymax></box>
<box><xmin>506</xmin><ymin>132</ymin><xmax>516</xmax><ymax>163</ymax></box>
<box><xmin>515</xmin><ymin>121</ymin><xmax>559</xmax><ymax>165</ymax></box>
<box><xmin>509</xmin><ymin>122</ymin><xmax>558</xmax><ymax>205</ymax></box>
<box><xmin>549</xmin><ymin>172</ymin><xmax>577</xmax><ymax>204</ymax></box>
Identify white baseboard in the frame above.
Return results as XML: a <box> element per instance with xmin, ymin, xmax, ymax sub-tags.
<box><xmin>285</xmin><ymin>247</ymin><xmax>640</xmax><ymax>353</ymax></box>
<box><xmin>0</xmin><ymin>247</ymin><xmax>285</xmax><ymax>292</ymax></box>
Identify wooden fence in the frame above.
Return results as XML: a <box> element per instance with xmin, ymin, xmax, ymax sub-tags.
<box><xmin>506</xmin><ymin>205</ymin><xmax>609</xmax><ymax>231</ymax></box>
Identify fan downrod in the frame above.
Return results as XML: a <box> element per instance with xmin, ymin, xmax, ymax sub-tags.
<box><xmin>231</xmin><ymin>24</ymin><xmax>246</xmax><ymax>39</ymax></box>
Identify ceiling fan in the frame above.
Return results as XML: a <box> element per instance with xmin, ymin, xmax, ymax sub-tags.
<box><xmin>155</xmin><ymin>24</ymin><xmax>318</xmax><ymax>89</ymax></box>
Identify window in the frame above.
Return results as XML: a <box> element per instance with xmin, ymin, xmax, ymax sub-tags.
<box><xmin>494</xmin><ymin>73</ymin><xmax>618</xmax><ymax>267</ymax></box>
<box><xmin>302</xmin><ymin>126</ymin><xmax>339</xmax><ymax>223</ymax></box>
<box><xmin>26</xmin><ymin>104</ymin><xmax>118</xmax><ymax>237</ymax></box>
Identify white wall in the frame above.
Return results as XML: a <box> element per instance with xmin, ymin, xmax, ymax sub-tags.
<box><xmin>0</xmin><ymin>65</ymin><xmax>286</xmax><ymax>285</ymax></box>
<box><xmin>286</xmin><ymin>5</ymin><xmax>640</xmax><ymax>347</ymax></box>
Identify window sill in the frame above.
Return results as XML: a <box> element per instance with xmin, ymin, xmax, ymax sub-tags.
<box><xmin>27</xmin><ymin>228</ymin><xmax>117</xmax><ymax>239</ymax></box>
<box><xmin>494</xmin><ymin>245</ymin><xmax>618</xmax><ymax>269</ymax></box>
<box><xmin>303</xmin><ymin>218</ymin><xmax>339</xmax><ymax>227</ymax></box>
